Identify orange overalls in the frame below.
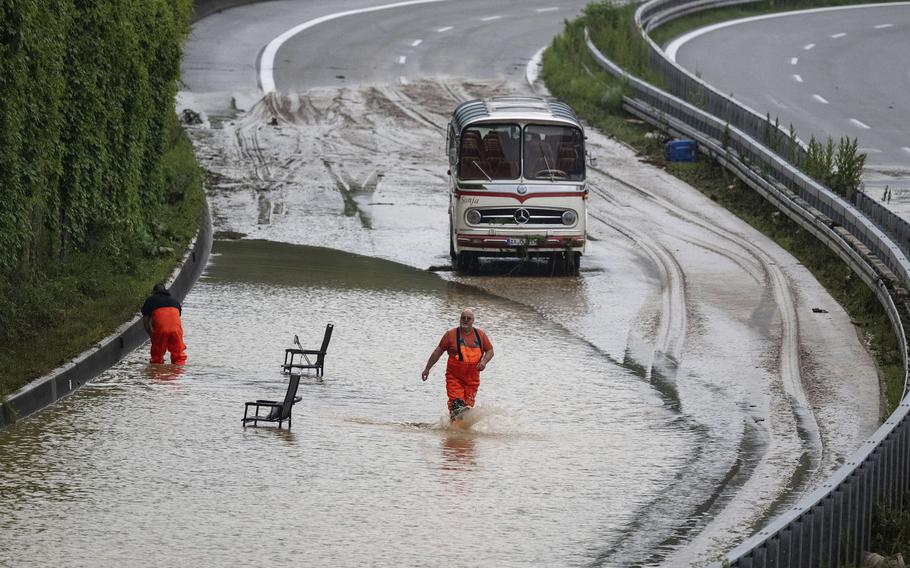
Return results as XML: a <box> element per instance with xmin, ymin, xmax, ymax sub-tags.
<box><xmin>445</xmin><ymin>327</ymin><xmax>487</xmax><ymax>412</ymax></box>
<box><xmin>150</xmin><ymin>307</ymin><xmax>187</xmax><ymax>365</ymax></box>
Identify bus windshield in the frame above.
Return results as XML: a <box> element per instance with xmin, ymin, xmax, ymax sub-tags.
<box><xmin>459</xmin><ymin>124</ymin><xmax>521</xmax><ymax>180</ymax></box>
<box><xmin>523</xmin><ymin>124</ymin><xmax>585</xmax><ymax>181</ymax></box>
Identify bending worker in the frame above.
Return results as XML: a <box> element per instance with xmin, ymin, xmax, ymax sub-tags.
<box><xmin>140</xmin><ymin>283</ymin><xmax>187</xmax><ymax>365</ymax></box>
<box><xmin>422</xmin><ymin>308</ymin><xmax>494</xmax><ymax>419</ymax></box>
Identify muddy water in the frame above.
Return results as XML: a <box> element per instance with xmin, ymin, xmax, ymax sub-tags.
<box><xmin>0</xmin><ymin>240</ymin><xmax>693</xmax><ymax>567</ymax></box>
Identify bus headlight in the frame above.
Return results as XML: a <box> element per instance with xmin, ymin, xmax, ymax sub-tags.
<box><xmin>561</xmin><ymin>210</ymin><xmax>578</xmax><ymax>225</ymax></box>
<box><xmin>466</xmin><ymin>209</ymin><xmax>482</xmax><ymax>225</ymax></box>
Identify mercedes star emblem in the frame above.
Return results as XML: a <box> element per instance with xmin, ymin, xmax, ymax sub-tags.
<box><xmin>514</xmin><ymin>208</ymin><xmax>531</xmax><ymax>224</ymax></box>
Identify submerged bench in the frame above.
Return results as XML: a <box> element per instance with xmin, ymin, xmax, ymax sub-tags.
<box><xmin>282</xmin><ymin>323</ymin><xmax>333</xmax><ymax>377</ymax></box>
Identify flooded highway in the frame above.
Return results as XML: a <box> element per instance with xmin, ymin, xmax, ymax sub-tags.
<box><xmin>0</xmin><ymin>1</ymin><xmax>886</xmax><ymax>566</ymax></box>
<box><xmin>0</xmin><ymin>240</ymin><xmax>691</xmax><ymax>567</ymax></box>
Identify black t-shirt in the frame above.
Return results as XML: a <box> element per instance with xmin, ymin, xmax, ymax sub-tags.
<box><xmin>141</xmin><ymin>292</ymin><xmax>182</xmax><ymax>317</ymax></box>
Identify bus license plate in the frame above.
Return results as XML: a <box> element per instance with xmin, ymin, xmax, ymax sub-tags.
<box><xmin>507</xmin><ymin>238</ymin><xmax>528</xmax><ymax>246</ymax></box>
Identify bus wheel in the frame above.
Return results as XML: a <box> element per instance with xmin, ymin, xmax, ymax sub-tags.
<box><xmin>548</xmin><ymin>253</ymin><xmax>563</xmax><ymax>275</ymax></box>
<box><xmin>568</xmin><ymin>252</ymin><xmax>581</xmax><ymax>275</ymax></box>
<box><xmin>455</xmin><ymin>251</ymin><xmax>474</xmax><ymax>273</ymax></box>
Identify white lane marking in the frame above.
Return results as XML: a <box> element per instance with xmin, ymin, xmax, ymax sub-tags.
<box><xmin>902</xmin><ymin>147</ymin><xmax>910</xmax><ymax>155</ymax></box>
<box><xmin>411</xmin><ymin>39</ymin><xmax>423</xmax><ymax>47</ymax></box>
<box><xmin>526</xmin><ymin>44</ymin><xmax>547</xmax><ymax>91</ymax></box>
<box><xmin>875</xmin><ymin>23</ymin><xmax>894</xmax><ymax>28</ymax></box>
<box><xmin>437</xmin><ymin>26</ymin><xmax>453</xmax><ymax>32</ymax></box>
<box><xmin>399</xmin><ymin>76</ymin><xmax>409</xmax><ymax>85</ymax></box>
<box><xmin>665</xmin><ymin>3</ymin><xmax>910</xmax><ymax>61</ymax></box>
<box><xmin>398</xmin><ymin>55</ymin><xmax>407</xmax><ymax>64</ymax></box>
<box><xmin>813</xmin><ymin>94</ymin><xmax>829</xmax><ymax>104</ymax></box>
<box><xmin>535</xmin><ymin>7</ymin><xmax>558</xmax><ymax>12</ymax></box>
<box><xmin>858</xmin><ymin>147</ymin><xmax>881</xmax><ymax>153</ymax></box>
<box><xmin>793</xmin><ymin>74</ymin><xmax>803</xmax><ymax>82</ymax></box>
<box><xmin>850</xmin><ymin>118</ymin><xmax>871</xmax><ymax>129</ymax></box>
<box><xmin>830</xmin><ymin>32</ymin><xmax>846</xmax><ymax>38</ymax></box>
<box><xmin>481</xmin><ymin>15</ymin><xmax>502</xmax><ymax>21</ymax></box>
<box><xmin>803</xmin><ymin>43</ymin><xmax>815</xmax><ymax>50</ymax></box>
<box><xmin>790</xmin><ymin>57</ymin><xmax>799</xmax><ymax>65</ymax></box>
<box><xmin>259</xmin><ymin>0</ymin><xmax>451</xmax><ymax>93</ymax></box>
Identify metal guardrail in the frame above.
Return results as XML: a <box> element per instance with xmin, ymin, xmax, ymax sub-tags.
<box><xmin>584</xmin><ymin>0</ymin><xmax>910</xmax><ymax>564</ymax></box>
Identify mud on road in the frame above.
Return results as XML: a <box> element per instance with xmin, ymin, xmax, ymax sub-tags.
<box><xmin>179</xmin><ymin>78</ymin><xmax>881</xmax><ymax>566</ymax></box>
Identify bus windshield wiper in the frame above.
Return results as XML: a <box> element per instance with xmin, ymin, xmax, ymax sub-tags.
<box><xmin>538</xmin><ymin>141</ymin><xmax>555</xmax><ymax>182</ymax></box>
<box><xmin>472</xmin><ymin>160</ymin><xmax>493</xmax><ymax>182</ymax></box>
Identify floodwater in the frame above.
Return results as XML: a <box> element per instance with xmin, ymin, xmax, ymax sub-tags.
<box><xmin>0</xmin><ymin>240</ymin><xmax>693</xmax><ymax>567</ymax></box>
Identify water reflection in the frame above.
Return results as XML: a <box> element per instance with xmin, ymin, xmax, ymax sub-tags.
<box><xmin>144</xmin><ymin>363</ymin><xmax>186</xmax><ymax>382</ymax></box>
<box><xmin>440</xmin><ymin>433</ymin><xmax>477</xmax><ymax>471</ymax></box>
<box><xmin>0</xmin><ymin>239</ymin><xmax>692</xmax><ymax>567</ymax></box>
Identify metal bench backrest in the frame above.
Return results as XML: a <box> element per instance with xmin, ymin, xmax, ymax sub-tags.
<box><xmin>279</xmin><ymin>374</ymin><xmax>301</xmax><ymax>420</ymax></box>
<box><xmin>317</xmin><ymin>324</ymin><xmax>334</xmax><ymax>364</ymax></box>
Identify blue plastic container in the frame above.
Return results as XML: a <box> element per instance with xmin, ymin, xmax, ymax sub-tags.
<box><xmin>665</xmin><ymin>139</ymin><xmax>698</xmax><ymax>162</ymax></box>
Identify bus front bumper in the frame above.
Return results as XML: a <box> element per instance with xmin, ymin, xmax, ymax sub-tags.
<box><xmin>456</xmin><ymin>233</ymin><xmax>585</xmax><ymax>253</ymax></box>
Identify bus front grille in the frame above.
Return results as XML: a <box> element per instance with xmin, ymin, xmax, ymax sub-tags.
<box><xmin>477</xmin><ymin>207</ymin><xmax>566</xmax><ymax>226</ymax></box>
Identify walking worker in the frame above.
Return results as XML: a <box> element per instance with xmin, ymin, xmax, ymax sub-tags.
<box><xmin>422</xmin><ymin>308</ymin><xmax>494</xmax><ymax>419</ymax></box>
<box><xmin>141</xmin><ymin>282</ymin><xmax>187</xmax><ymax>365</ymax></box>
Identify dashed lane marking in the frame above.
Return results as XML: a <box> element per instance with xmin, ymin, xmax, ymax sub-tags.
<box><xmin>813</xmin><ymin>94</ymin><xmax>829</xmax><ymax>104</ymax></box>
<box><xmin>850</xmin><ymin>118</ymin><xmax>871</xmax><ymax>129</ymax></box>
<box><xmin>259</xmin><ymin>0</ymin><xmax>451</xmax><ymax>93</ymax></box>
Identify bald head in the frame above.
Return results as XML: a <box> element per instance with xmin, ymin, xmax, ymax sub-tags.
<box><xmin>459</xmin><ymin>308</ymin><xmax>475</xmax><ymax>331</ymax></box>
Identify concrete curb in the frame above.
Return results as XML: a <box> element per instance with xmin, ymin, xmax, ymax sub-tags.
<box><xmin>0</xmin><ymin>200</ymin><xmax>213</xmax><ymax>429</ymax></box>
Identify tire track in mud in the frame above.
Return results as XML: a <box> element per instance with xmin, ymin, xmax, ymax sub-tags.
<box><xmin>322</xmin><ymin>158</ymin><xmax>379</xmax><ymax>230</ymax></box>
<box><xmin>585</xmin><ymin>206</ymin><xmax>750</xmax><ymax>566</ymax></box>
<box><xmin>371</xmin><ymin>85</ymin><xmax>446</xmax><ymax>133</ymax></box>
<box><xmin>592</xmin><ymin>167</ymin><xmax>822</xmax><ymax>472</ymax></box>
<box><xmin>585</xmin><ymin>159</ymin><xmax>823</xmax><ymax>562</ymax></box>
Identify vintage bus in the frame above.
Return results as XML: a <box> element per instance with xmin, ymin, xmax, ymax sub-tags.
<box><xmin>446</xmin><ymin>96</ymin><xmax>587</xmax><ymax>274</ymax></box>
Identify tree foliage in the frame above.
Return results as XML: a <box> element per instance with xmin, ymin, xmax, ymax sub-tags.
<box><xmin>0</xmin><ymin>0</ymin><xmax>192</xmax><ymax>277</ymax></box>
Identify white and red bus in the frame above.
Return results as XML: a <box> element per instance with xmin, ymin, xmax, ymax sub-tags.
<box><xmin>447</xmin><ymin>96</ymin><xmax>587</xmax><ymax>274</ymax></box>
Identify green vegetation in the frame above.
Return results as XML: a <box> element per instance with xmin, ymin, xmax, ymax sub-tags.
<box><xmin>542</xmin><ymin>2</ymin><xmax>903</xmax><ymax>412</ymax></box>
<box><xmin>0</xmin><ymin>0</ymin><xmax>203</xmax><ymax>398</ymax></box>
<box><xmin>873</xmin><ymin>496</ymin><xmax>910</xmax><ymax>560</ymax></box>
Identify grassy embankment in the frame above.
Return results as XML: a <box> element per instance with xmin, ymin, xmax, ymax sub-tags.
<box><xmin>0</xmin><ymin>116</ymin><xmax>204</xmax><ymax>400</ymax></box>
<box><xmin>0</xmin><ymin>1</ymin><xmax>204</xmax><ymax>401</ymax></box>
<box><xmin>542</xmin><ymin>1</ymin><xmax>903</xmax><ymax>413</ymax></box>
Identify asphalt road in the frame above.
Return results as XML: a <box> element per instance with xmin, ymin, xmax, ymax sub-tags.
<box><xmin>669</xmin><ymin>3</ymin><xmax>910</xmax><ymax>194</ymax></box>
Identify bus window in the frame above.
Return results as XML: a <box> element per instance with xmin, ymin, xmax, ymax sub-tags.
<box><xmin>458</xmin><ymin>124</ymin><xmax>520</xmax><ymax>180</ymax></box>
<box><xmin>523</xmin><ymin>125</ymin><xmax>585</xmax><ymax>181</ymax></box>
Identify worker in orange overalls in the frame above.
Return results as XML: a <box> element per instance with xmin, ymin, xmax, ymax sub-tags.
<box><xmin>140</xmin><ymin>283</ymin><xmax>187</xmax><ymax>365</ymax></box>
<box><xmin>422</xmin><ymin>308</ymin><xmax>494</xmax><ymax>419</ymax></box>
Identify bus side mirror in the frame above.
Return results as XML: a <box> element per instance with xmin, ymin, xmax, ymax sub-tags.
<box><xmin>447</xmin><ymin>169</ymin><xmax>451</xmax><ymax>176</ymax></box>
<box><xmin>587</xmin><ymin>151</ymin><xmax>597</xmax><ymax>167</ymax></box>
